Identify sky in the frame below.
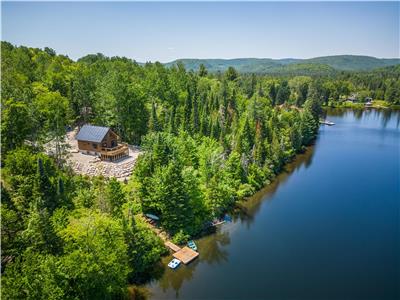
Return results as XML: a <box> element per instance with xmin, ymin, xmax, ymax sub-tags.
<box><xmin>1</xmin><ymin>1</ymin><xmax>399</xmax><ymax>62</ymax></box>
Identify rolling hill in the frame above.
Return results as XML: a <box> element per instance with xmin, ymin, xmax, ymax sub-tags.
<box><xmin>164</xmin><ymin>55</ymin><xmax>400</xmax><ymax>75</ymax></box>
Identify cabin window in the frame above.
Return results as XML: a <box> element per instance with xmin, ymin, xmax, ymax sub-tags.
<box><xmin>111</xmin><ymin>140</ymin><xmax>116</xmax><ymax>148</ymax></box>
<box><xmin>102</xmin><ymin>142</ymin><xmax>107</xmax><ymax>147</ymax></box>
<box><xmin>92</xmin><ymin>143</ymin><xmax>98</xmax><ymax>149</ymax></box>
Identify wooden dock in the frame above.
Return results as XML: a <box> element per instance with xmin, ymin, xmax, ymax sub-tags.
<box><xmin>320</xmin><ymin>120</ymin><xmax>335</xmax><ymax>126</ymax></box>
<box><xmin>173</xmin><ymin>246</ymin><xmax>199</xmax><ymax>264</ymax></box>
<box><xmin>165</xmin><ymin>241</ymin><xmax>181</xmax><ymax>252</ymax></box>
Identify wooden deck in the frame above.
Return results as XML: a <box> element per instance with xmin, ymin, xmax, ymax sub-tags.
<box><xmin>165</xmin><ymin>241</ymin><xmax>181</xmax><ymax>252</ymax></box>
<box><xmin>173</xmin><ymin>246</ymin><xmax>199</xmax><ymax>264</ymax></box>
<box><xmin>100</xmin><ymin>143</ymin><xmax>129</xmax><ymax>161</ymax></box>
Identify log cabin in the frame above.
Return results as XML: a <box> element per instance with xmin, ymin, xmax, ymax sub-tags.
<box><xmin>75</xmin><ymin>125</ymin><xmax>129</xmax><ymax>161</ymax></box>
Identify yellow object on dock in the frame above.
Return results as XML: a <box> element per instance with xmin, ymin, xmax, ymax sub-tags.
<box><xmin>165</xmin><ymin>241</ymin><xmax>181</xmax><ymax>252</ymax></box>
<box><xmin>173</xmin><ymin>246</ymin><xmax>199</xmax><ymax>264</ymax></box>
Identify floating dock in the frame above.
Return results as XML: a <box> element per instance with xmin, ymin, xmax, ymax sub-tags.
<box><xmin>173</xmin><ymin>246</ymin><xmax>199</xmax><ymax>264</ymax></box>
<box><xmin>320</xmin><ymin>120</ymin><xmax>335</xmax><ymax>126</ymax></box>
<box><xmin>165</xmin><ymin>241</ymin><xmax>181</xmax><ymax>252</ymax></box>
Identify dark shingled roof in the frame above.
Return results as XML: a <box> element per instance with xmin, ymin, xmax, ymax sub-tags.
<box><xmin>76</xmin><ymin>125</ymin><xmax>110</xmax><ymax>143</ymax></box>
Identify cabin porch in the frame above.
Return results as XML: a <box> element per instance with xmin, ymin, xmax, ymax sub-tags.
<box><xmin>100</xmin><ymin>143</ymin><xmax>129</xmax><ymax>161</ymax></box>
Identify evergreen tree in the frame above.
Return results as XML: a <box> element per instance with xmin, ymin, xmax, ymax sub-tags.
<box><xmin>225</xmin><ymin>66</ymin><xmax>238</xmax><ymax>81</ymax></box>
<box><xmin>105</xmin><ymin>178</ymin><xmax>126</xmax><ymax>217</ymax></box>
<box><xmin>269</xmin><ymin>84</ymin><xmax>277</xmax><ymax>105</ymax></box>
<box><xmin>199</xmin><ymin>64</ymin><xmax>208</xmax><ymax>77</ymax></box>
<box><xmin>183</xmin><ymin>87</ymin><xmax>192</xmax><ymax>132</ymax></box>
<box><xmin>191</xmin><ymin>95</ymin><xmax>199</xmax><ymax>133</ymax></box>
<box><xmin>238</xmin><ymin>117</ymin><xmax>254</xmax><ymax>154</ymax></box>
<box><xmin>276</xmin><ymin>80</ymin><xmax>290</xmax><ymax>105</ymax></box>
<box><xmin>149</xmin><ymin>101</ymin><xmax>160</xmax><ymax>132</ymax></box>
<box><xmin>35</xmin><ymin>157</ymin><xmax>56</xmax><ymax>212</ymax></box>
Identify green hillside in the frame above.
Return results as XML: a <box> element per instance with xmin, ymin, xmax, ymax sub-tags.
<box><xmin>164</xmin><ymin>55</ymin><xmax>400</xmax><ymax>74</ymax></box>
<box><xmin>302</xmin><ymin>55</ymin><xmax>400</xmax><ymax>71</ymax></box>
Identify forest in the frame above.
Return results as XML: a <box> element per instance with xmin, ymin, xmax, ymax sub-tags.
<box><xmin>1</xmin><ymin>41</ymin><xmax>399</xmax><ymax>299</ymax></box>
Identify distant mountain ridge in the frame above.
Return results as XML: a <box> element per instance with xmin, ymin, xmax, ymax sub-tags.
<box><xmin>164</xmin><ymin>55</ymin><xmax>400</xmax><ymax>74</ymax></box>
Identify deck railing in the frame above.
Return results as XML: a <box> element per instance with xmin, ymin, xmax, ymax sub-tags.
<box><xmin>100</xmin><ymin>143</ymin><xmax>129</xmax><ymax>156</ymax></box>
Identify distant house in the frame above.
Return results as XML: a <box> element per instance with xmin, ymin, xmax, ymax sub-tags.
<box><xmin>76</xmin><ymin>125</ymin><xmax>129</xmax><ymax>161</ymax></box>
<box><xmin>347</xmin><ymin>94</ymin><xmax>358</xmax><ymax>102</ymax></box>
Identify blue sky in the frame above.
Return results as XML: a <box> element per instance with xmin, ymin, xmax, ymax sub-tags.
<box><xmin>2</xmin><ymin>1</ymin><xmax>399</xmax><ymax>62</ymax></box>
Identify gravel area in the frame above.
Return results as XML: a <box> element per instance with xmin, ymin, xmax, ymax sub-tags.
<box><xmin>65</xmin><ymin>128</ymin><xmax>143</xmax><ymax>180</ymax></box>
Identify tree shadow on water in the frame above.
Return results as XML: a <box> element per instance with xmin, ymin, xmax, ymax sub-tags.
<box><xmin>234</xmin><ymin>145</ymin><xmax>315</xmax><ymax>229</ymax></box>
<box><xmin>152</xmin><ymin>229</ymin><xmax>231</xmax><ymax>298</ymax></box>
<box><xmin>156</xmin><ymin>255</ymin><xmax>200</xmax><ymax>298</ymax></box>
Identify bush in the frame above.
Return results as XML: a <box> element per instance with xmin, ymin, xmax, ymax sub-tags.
<box><xmin>172</xmin><ymin>230</ymin><xmax>190</xmax><ymax>245</ymax></box>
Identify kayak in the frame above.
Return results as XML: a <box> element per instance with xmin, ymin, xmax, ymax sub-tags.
<box><xmin>187</xmin><ymin>240</ymin><xmax>197</xmax><ymax>251</ymax></box>
<box><xmin>168</xmin><ymin>258</ymin><xmax>181</xmax><ymax>269</ymax></box>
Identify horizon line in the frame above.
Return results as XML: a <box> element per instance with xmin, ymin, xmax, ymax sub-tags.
<box><xmin>3</xmin><ymin>41</ymin><xmax>400</xmax><ymax>63</ymax></box>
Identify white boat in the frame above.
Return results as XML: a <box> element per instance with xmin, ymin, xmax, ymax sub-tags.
<box><xmin>168</xmin><ymin>258</ymin><xmax>181</xmax><ymax>269</ymax></box>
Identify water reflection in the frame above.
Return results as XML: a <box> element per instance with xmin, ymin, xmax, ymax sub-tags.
<box><xmin>325</xmin><ymin>107</ymin><xmax>400</xmax><ymax>127</ymax></box>
<box><xmin>199</xmin><ymin>230</ymin><xmax>230</xmax><ymax>265</ymax></box>
<box><xmin>235</xmin><ymin>145</ymin><xmax>315</xmax><ymax>228</ymax></box>
<box><xmin>157</xmin><ymin>258</ymin><xmax>198</xmax><ymax>298</ymax></box>
<box><xmin>152</xmin><ymin>228</ymin><xmax>230</xmax><ymax>298</ymax></box>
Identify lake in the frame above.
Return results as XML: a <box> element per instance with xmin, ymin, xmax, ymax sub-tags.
<box><xmin>145</xmin><ymin>108</ymin><xmax>400</xmax><ymax>300</ymax></box>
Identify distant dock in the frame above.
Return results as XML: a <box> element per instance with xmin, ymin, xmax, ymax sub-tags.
<box><xmin>320</xmin><ymin>120</ymin><xmax>335</xmax><ymax>126</ymax></box>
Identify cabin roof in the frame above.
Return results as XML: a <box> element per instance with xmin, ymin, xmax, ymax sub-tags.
<box><xmin>76</xmin><ymin>125</ymin><xmax>110</xmax><ymax>143</ymax></box>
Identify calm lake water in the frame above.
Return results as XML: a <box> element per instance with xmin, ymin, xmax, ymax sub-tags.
<box><xmin>145</xmin><ymin>108</ymin><xmax>400</xmax><ymax>300</ymax></box>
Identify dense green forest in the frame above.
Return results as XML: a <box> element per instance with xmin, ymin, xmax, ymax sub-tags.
<box><xmin>1</xmin><ymin>41</ymin><xmax>399</xmax><ymax>299</ymax></box>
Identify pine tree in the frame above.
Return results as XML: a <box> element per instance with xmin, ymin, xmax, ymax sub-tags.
<box><xmin>240</xmin><ymin>117</ymin><xmax>254</xmax><ymax>154</ymax></box>
<box><xmin>105</xmin><ymin>178</ymin><xmax>126</xmax><ymax>217</ymax></box>
<box><xmin>253</xmin><ymin>120</ymin><xmax>266</xmax><ymax>165</ymax></box>
<box><xmin>211</xmin><ymin>117</ymin><xmax>220</xmax><ymax>140</ymax></box>
<box><xmin>276</xmin><ymin>80</ymin><xmax>290</xmax><ymax>105</ymax></box>
<box><xmin>156</xmin><ymin>160</ymin><xmax>192</xmax><ymax>234</ymax></box>
<box><xmin>168</xmin><ymin>105</ymin><xmax>176</xmax><ymax>134</ymax></box>
<box><xmin>191</xmin><ymin>95</ymin><xmax>199</xmax><ymax>133</ymax></box>
<box><xmin>35</xmin><ymin>158</ymin><xmax>55</xmax><ymax>211</ymax></box>
<box><xmin>225</xmin><ymin>66</ymin><xmax>238</xmax><ymax>81</ymax></box>
<box><xmin>199</xmin><ymin>106</ymin><xmax>209</xmax><ymax>136</ymax></box>
<box><xmin>304</xmin><ymin>97</ymin><xmax>322</xmax><ymax>121</ymax></box>
<box><xmin>149</xmin><ymin>101</ymin><xmax>160</xmax><ymax>132</ymax></box>
<box><xmin>269</xmin><ymin>84</ymin><xmax>277</xmax><ymax>105</ymax></box>
<box><xmin>301</xmin><ymin>109</ymin><xmax>318</xmax><ymax>145</ymax></box>
<box><xmin>199</xmin><ymin>64</ymin><xmax>208</xmax><ymax>77</ymax></box>
<box><xmin>183</xmin><ymin>87</ymin><xmax>192</xmax><ymax>132</ymax></box>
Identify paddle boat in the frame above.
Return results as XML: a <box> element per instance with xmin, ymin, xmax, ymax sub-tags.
<box><xmin>187</xmin><ymin>240</ymin><xmax>198</xmax><ymax>251</ymax></box>
<box><xmin>168</xmin><ymin>258</ymin><xmax>181</xmax><ymax>269</ymax></box>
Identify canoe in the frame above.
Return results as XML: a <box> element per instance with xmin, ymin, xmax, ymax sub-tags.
<box><xmin>145</xmin><ymin>213</ymin><xmax>160</xmax><ymax>221</ymax></box>
<box><xmin>224</xmin><ymin>214</ymin><xmax>232</xmax><ymax>222</ymax></box>
<box><xmin>187</xmin><ymin>240</ymin><xmax>197</xmax><ymax>251</ymax></box>
<box><xmin>168</xmin><ymin>258</ymin><xmax>181</xmax><ymax>269</ymax></box>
